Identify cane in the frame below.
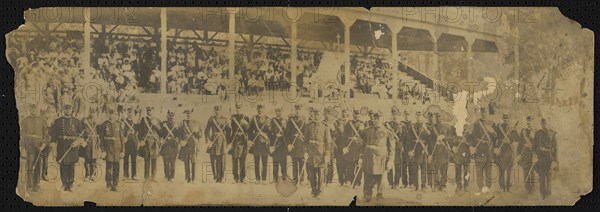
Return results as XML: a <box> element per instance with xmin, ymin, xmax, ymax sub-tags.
<box><xmin>33</xmin><ymin>143</ymin><xmax>48</xmax><ymax>169</ymax></box>
<box><xmin>351</xmin><ymin>163</ymin><xmax>362</xmax><ymax>189</ymax></box>
<box><xmin>297</xmin><ymin>159</ymin><xmax>307</xmax><ymax>186</ymax></box>
<box><xmin>524</xmin><ymin>163</ymin><xmax>536</xmax><ymax>184</ymax></box>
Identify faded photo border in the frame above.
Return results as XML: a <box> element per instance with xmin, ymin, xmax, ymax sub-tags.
<box><xmin>1</xmin><ymin>0</ymin><xmax>599</xmax><ymax>210</ymax></box>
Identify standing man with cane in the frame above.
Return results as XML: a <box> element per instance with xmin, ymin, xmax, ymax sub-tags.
<box><xmin>50</xmin><ymin>100</ymin><xmax>84</xmax><ymax>192</ymax></box>
<box><xmin>286</xmin><ymin>103</ymin><xmax>307</xmax><ymax>185</ymax></box>
<box><xmin>358</xmin><ymin>110</ymin><xmax>395</xmax><ymax>202</ymax></box>
<box><xmin>20</xmin><ymin>103</ymin><xmax>48</xmax><ymax>193</ymax></box>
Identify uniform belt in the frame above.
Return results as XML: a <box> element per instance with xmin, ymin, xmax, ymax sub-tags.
<box><xmin>309</xmin><ymin>139</ymin><xmax>321</xmax><ymax>144</ymax></box>
<box><xmin>540</xmin><ymin>147</ymin><xmax>552</xmax><ymax>152</ymax></box>
<box><xmin>25</xmin><ymin>135</ymin><xmax>42</xmax><ymax>138</ymax></box>
<box><xmin>104</xmin><ymin>137</ymin><xmax>118</xmax><ymax>140</ymax></box>
<box><xmin>60</xmin><ymin>135</ymin><xmax>78</xmax><ymax>140</ymax></box>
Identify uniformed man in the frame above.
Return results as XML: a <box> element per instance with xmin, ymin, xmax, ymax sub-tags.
<box><xmin>385</xmin><ymin>106</ymin><xmax>403</xmax><ymax>189</ymax></box>
<box><xmin>178</xmin><ymin>109</ymin><xmax>202</xmax><ymax>183</ymax></box>
<box><xmin>269</xmin><ymin>106</ymin><xmax>287</xmax><ymax>182</ymax></box>
<box><xmin>333</xmin><ymin>108</ymin><xmax>350</xmax><ymax>186</ymax></box>
<box><xmin>452</xmin><ymin>125</ymin><xmax>471</xmax><ymax>192</ymax></box>
<box><xmin>20</xmin><ymin>103</ymin><xmax>48</xmax><ymax>192</ymax></box>
<box><xmin>358</xmin><ymin>110</ymin><xmax>395</xmax><ymax>202</ymax></box>
<box><xmin>122</xmin><ymin>107</ymin><xmax>139</xmax><ymax>181</ymax></box>
<box><xmin>533</xmin><ymin>118</ymin><xmax>557</xmax><ymax>199</ymax></box>
<box><xmin>469</xmin><ymin>107</ymin><xmax>497</xmax><ymax>195</ymax></box>
<box><xmin>205</xmin><ymin>105</ymin><xmax>230</xmax><ymax>183</ymax></box>
<box><xmin>400</xmin><ymin>110</ymin><xmax>412</xmax><ymax>188</ymax></box>
<box><xmin>159</xmin><ymin>110</ymin><xmax>179</xmax><ymax>182</ymax></box>
<box><xmin>98</xmin><ymin>104</ymin><xmax>125</xmax><ymax>191</ymax></box>
<box><xmin>344</xmin><ymin>109</ymin><xmax>364</xmax><ymax>188</ymax></box>
<box><xmin>229</xmin><ymin>102</ymin><xmax>250</xmax><ymax>183</ymax></box>
<box><xmin>423</xmin><ymin>112</ymin><xmax>437</xmax><ymax>191</ymax></box>
<box><xmin>249</xmin><ymin>104</ymin><xmax>271</xmax><ymax>184</ymax></box>
<box><xmin>493</xmin><ymin>113</ymin><xmax>519</xmax><ymax>192</ymax></box>
<box><xmin>81</xmin><ymin>108</ymin><xmax>101</xmax><ymax>182</ymax></box>
<box><xmin>286</xmin><ymin>103</ymin><xmax>307</xmax><ymax>185</ymax></box>
<box><xmin>40</xmin><ymin>106</ymin><xmax>56</xmax><ymax>181</ymax></box>
<box><xmin>138</xmin><ymin>106</ymin><xmax>161</xmax><ymax>181</ymax></box>
<box><xmin>50</xmin><ymin>100</ymin><xmax>85</xmax><ymax>191</ymax></box>
<box><xmin>516</xmin><ymin>115</ymin><xmax>535</xmax><ymax>194</ymax></box>
<box><xmin>323</xmin><ymin>107</ymin><xmax>336</xmax><ymax>184</ymax></box>
<box><xmin>303</xmin><ymin>107</ymin><xmax>332</xmax><ymax>198</ymax></box>
<box><xmin>406</xmin><ymin>111</ymin><xmax>429</xmax><ymax>191</ymax></box>
<box><xmin>429</xmin><ymin>112</ymin><xmax>451</xmax><ymax>192</ymax></box>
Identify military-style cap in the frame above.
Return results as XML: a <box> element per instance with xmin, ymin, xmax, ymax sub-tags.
<box><xmin>324</xmin><ymin>106</ymin><xmax>333</xmax><ymax>114</ymax></box>
<box><xmin>146</xmin><ymin>106</ymin><xmax>154</xmax><ymax>111</ymax></box>
<box><xmin>28</xmin><ymin>102</ymin><xmax>38</xmax><ymax>110</ymax></box>
<box><xmin>63</xmin><ymin>100</ymin><xmax>72</xmax><ymax>107</ymax></box>
<box><xmin>415</xmin><ymin>111</ymin><xmax>422</xmax><ymax>115</ymax></box>
<box><xmin>235</xmin><ymin>102</ymin><xmax>243</xmax><ymax>109</ymax></box>
<box><xmin>479</xmin><ymin>107</ymin><xmax>487</xmax><ymax>112</ymax></box>
<box><xmin>214</xmin><ymin>105</ymin><xmax>222</xmax><ymax>111</ymax></box>
<box><xmin>372</xmin><ymin>110</ymin><xmax>383</xmax><ymax>118</ymax></box>
<box><xmin>126</xmin><ymin>107</ymin><xmax>133</xmax><ymax>112</ymax></box>
<box><xmin>183</xmin><ymin>109</ymin><xmax>193</xmax><ymax>114</ymax></box>
<box><xmin>89</xmin><ymin>108</ymin><xmax>97</xmax><ymax>114</ymax></box>
<box><xmin>167</xmin><ymin>110</ymin><xmax>175</xmax><ymax>117</ymax></box>
<box><xmin>526</xmin><ymin>115</ymin><xmax>533</xmax><ymax>120</ymax></box>
<box><xmin>502</xmin><ymin>113</ymin><xmax>509</xmax><ymax>118</ymax></box>
<box><xmin>435</xmin><ymin>112</ymin><xmax>441</xmax><ymax>117</ymax></box>
<box><xmin>294</xmin><ymin>103</ymin><xmax>303</xmax><ymax>109</ymax></box>
<box><xmin>404</xmin><ymin>110</ymin><xmax>410</xmax><ymax>115</ymax></box>
<box><xmin>256</xmin><ymin>104</ymin><xmax>264</xmax><ymax>109</ymax></box>
<box><xmin>106</xmin><ymin>104</ymin><xmax>117</xmax><ymax>113</ymax></box>
<box><xmin>541</xmin><ymin>118</ymin><xmax>547</xmax><ymax>123</ymax></box>
<box><xmin>352</xmin><ymin>108</ymin><xmax>360</xmax><ymax>115</ymax></box>
<box><xmin>275</xmin><ymin>106</ymin><xmax>283</xmax><ymax>112</ymax></box>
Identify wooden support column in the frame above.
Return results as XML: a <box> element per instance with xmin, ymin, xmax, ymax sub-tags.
<box><xmin>227</xmin><ymin>9</ymin><xmax>237</xmax><ymax>80</ymax></box>
<box><xmin>290</xmin><ymin>21</ymin><xmax>298</xmax><ymax>96</ymax></box>
<box><xmin>83</xmin><ymin>8</ymin><xmax>91</xmax><ymax>74</ymax></box>
<box><xmin>160</xmin><ymin>8</ymin><xmax>167</xmax><ymax>93</ymax></box>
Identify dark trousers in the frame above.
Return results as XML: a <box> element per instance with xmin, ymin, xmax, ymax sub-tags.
<box><xmin>123</xmin><ymin>150</ymin><xmax>137</xmax><ymax>178</ymax></box>
<box><xmin>209</xmin><ymin>154</ymin><xmax>217</xmax><ymax>180</ymax></box>
<box><xmin>326</xmin><ymin>162</ymin><xmax>334</xmax><ymax>183</ymax></box>
<box><xmin>183</xmin><ymin>159</ymin><xmax>196</xmax><ymax>182</ymax></box>
<box><xmin>163</xmin><ymin>157</ymin><xmax>176</xmax><ymax>180</ymax></box>
<box><xmin>25</xmin><ymin>152</ymin><xmax>41</xmax><ymax>190</ymax></box>
<box><xmin>84</xmin><ymin>158</ymin><xmax>97</xmax><ymax>179</ymax></box>
<box><xmin>213</xmin><ymin>155</ymin><xmax>224</xmax><ymax>182</ymax></box>
<box><xmin>41</xmin><ymin>147</ymin><xmax>49</xmax><ymax>179</ymax></box>
<box><xmin>272</xmin><ymin>157</ymin><xmax>287</xmax><ymax>181</ymax></box>
<box><xmin>522</xmin><ymin>164</ymin><xmax>535</xmax><ymax>193</ymax></box>
<box><xmin>144</xmin><ymin>157</ymin><xmax>157</xmax><ymax>180</ymax></box>
<box><xmin>59</xmin><ymin>163</ymin><xmax>75</xmax><ymax>190</ymax></box>
<box><xmin>498</xmin><ymin>166</ymin><xmax>512</xmax><ymax>191</ymax></box>
<box><xmin>538</xmin><ymin>162</ymin><xmax>552</xmax><ymax>197</ymax></box>
<box><xmin>455</xmin><ymin>163</ymin><xmax>470</xmax><ymax>190</ymax></box>
<box><xmin>475</xmin><ymin>161</ymin><xmax>492</xmax><ymax>189</ymax></box>
<box><xmin>106</xmin><ymin>161</ymin><xmax>120</xmax><ymax>189</ymax></box>
<box><xmin>363</xmin><ymin>173</ymin><xmax>383</xmax><ymax>201</ymax></box>
<box><xmin>335</xmin><ymin>158</ymin><xmax>348</xmax><ymax>185</ymax></box>
<box><xmin>434</xmin><ymin>162</ymin><xmax>448</xmax><ymax>189</ymax></box>
<box><xmin>407</xmin><ymin>162</ymin><xmax>422</xmax><ymax>188</ymax></box>
<box><xmin>232</xmin><ymin>156</ymin><xmax>246</xmax><ymax>182</ymax></box>
<box><xmin>420</xmin><ymin>162</ymin><xmax>428</xmax><ymax>188</ymax></box>
<box><xmin>291</xmin><ymin>157</ymin><xmax>305</xmax><ymax>183</ymax></box>
<box><xmin>347</xmin><ymin>160</ymin><xmax>363</xmax><ymax>187</ymax></box>
<box><xmin>306</xmin><ymin>164</ymin><xmax>323</xmax><ymax>196</ymax></box>
<box><xmin>387</xmin><ymin>162</ymin><xmax>401</xmax><ymax>187</ymax></box>
<box><xmin>401</xmin><ymin>161</ymin><xmax>409</xmax><ymax>186</ymax></box>
<box><xmin>425</xmin><ymin>161</ymin><xmax>435</xmax><ymax>187</ymax></box>
<box><xmin>253</xmin><ymin>155</ymin><xmax>268</xmax><ymax>181</ymax></box>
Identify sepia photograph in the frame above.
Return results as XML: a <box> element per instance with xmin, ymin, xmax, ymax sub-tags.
<box><xmin>7</xmin><ymin>7</ymin><xmax>594</xmax><ymax>206</ymax></box>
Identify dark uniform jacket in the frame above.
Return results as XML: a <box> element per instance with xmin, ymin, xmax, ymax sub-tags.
<box><xmin>20</xmin><ymin>115</ymin><xmax>48</xmax><ymax>158</ymax></box>
<box><xmin>406</xmin><ymin>122</ymin><xmax>428</xmax><ymax>164</ymax></box>
<box><xmin>359</xmin><ymin>124</ymin><xmax>395</xmax><ymax>175</ymax></box>
<box><xmin>493</xmin><ymin>122</ymin><xmax>518</xmax><ymax>168</ymax></box>
<box><xmin>51</xmin><ymin>116</ymin><xmax>83</xmax><ymax>164</ymax></box>
<box><xmin>384</xmin><ymin>120</ymin><xmax>403</xmax><ymax>164</ymax></box>
<box><xmin>430</xmin><ymin>123</ymin><xmax>450</xmax><ymax>164</ymax></box>
<box><xmin>81</xmin><ymin>118</ymin><xmax>101</xmax><ymax>160</ymax></box>
<box><xmin>533</xmin><ymin>128</ymin><xmax>557</xmax><ymax>174</ymax></box>
<box><xmin>302</xmin><ymin>120</ymin><xmax>332</xmax><ymax>167</ymax></box>
<box><xmin>286</xmin><ymin>114</ymin><xmax>307</xmax><ymax>158</ymax></box>
<box><xmin>98</xmin><ymin>119</ymin><xmax>125</xmax><ymax>162</ymax></box>
<box><xmin>204</xmin><ymin>115</ymin><xmax>230</xmax><ymax>156</ymax></box>
<box><xmin>468</xmin><ymin>119</ymin><xmax>497</xmax><ymax>163</ymax></box>
<box><xmin>517</xmin><ymin>127</ymin><xmax>535</xmax><ymax>167</ymax></box>
<box><xmin>333</xmin><ymin>118</ymin><xmax>348</xmax><ymax>159</ymax></box>
<box><xmin>451</xmin><ymin>135</ymin><xmax>471</xmax><ymax>165</ymax></box>
<box><xmin>159</xmin><ymin>120</ymin><xmax>179</xmax><ymax>159</ymax></box>
<box><xmin>138</xmin><ymin>116</ymin><xmax>161</xmax><ymax>158</ymax></box>
<box><xmin>342</xmin><ymin>119</ymin><xmax>364</xmax><ymax>162</ymax></box>
<box><xmin>178</xmin><ymin>119</ymin><xmax>202</xmax><ymax>161</ymax></box>
<box><xmin>249</xmin><ymin>115</ymin><xmax>271</xmax><ymax>157</ymax></box>
<box><xmin>229</xmin><ymin>113</ymin><xmax>250</xmax><ymax>158</ymax></box>
<box><xmin>269</xmin><ymin>117</ymin><xmax>287</xmax><ymax>159</ymax></box>
<box><xmin>122</xmin><ymin>118</ymin><xmax>139</xmax><ymax>153</ymax></box>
